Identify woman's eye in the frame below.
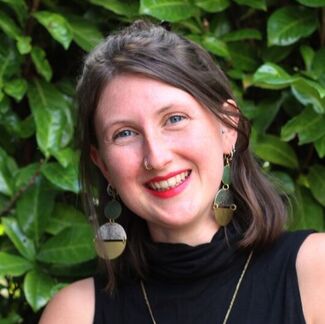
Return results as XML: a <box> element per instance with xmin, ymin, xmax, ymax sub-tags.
<box><xmin>113</xmin><ymin>129</ymin><xmax>136</xmax><ymax>140</ymax></box>
<box><xmin>167</xmin><ymin>114</ymin><xmax>186</xmax><ymax>125</ymax></box>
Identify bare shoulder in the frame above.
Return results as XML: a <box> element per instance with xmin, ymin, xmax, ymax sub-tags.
<box><xmin>296</xmin><ymin>233</ymin><xmax>325</xmax><ymax>324</ymax></box>
<box><xmin>39</xmin><ymin>277</ymin><xmax>95</xmax><ymax>324</ymax></box>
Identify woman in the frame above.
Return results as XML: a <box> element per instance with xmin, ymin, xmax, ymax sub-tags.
<box><xmin>40</xmin><ymin>20</ymin><xmax>325</xmax><ymax>323</ymax></box>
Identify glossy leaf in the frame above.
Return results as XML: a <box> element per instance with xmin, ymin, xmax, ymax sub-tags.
<box><xmin>228</xmin><ymin>42</ymin><xmax>260</xmax><ymax>72</ymax></box>
<box><xmin>16</xmin><ymin>176</ymin><xmax>56</xmax><ymax>244</ymax></box>
<box><xmin>269</xmin><ymin>171</ymin><xmax>295</xmax><ymax>194</ymax></box>
<box><xmin>311</xmin><ymin>48</ymin><xmax>325</xmax><ymax>80</ymax></box>
<box><xmin>202</xmin><ymin>36</ymin><xmax>229</xmax><ymax>58</ymax></box>
<box><xmin>0</xmin><ymin>0</ymin><xmax>28</xmax><ymax>26</ymax></box>
<box><xmin>315</xmin><ymin>135</ymin><xmax>325</xmax><ymax>158</ymax></box>
<box><xmin>252</xmin><ymin>63</ymin><xmax>297</xmax><ymax>89</ymax></box>
<box><xmin>2</xmin><ymin>217</ymin><xmax>36</xmax><ymax>260</ymax></box>
<box><xmin>14</xmin><ymin>162</ymin><xmax>39</xmax><ymax>191</ymax></box>
<box><xmin>63</xmin><ymin>15</ymin><xmax>103</xmax><ymax>52</ymax></box>
<box><xmin>41</xmin><ymin>162</ymin><xmax>80</xmax><ymax>193</ymax></box>
<box><xmin>252</xmin><ymin>134</ymin><xmax>299</xmax><ymax>169</ymax></box>
<box><xmin>267</xmin><ymin>6</ymin><xmax>318</xmax><ymax>46</ymax></box>
<box><xmin>46</xmin><ymin>203</ymin><xmax>87</xmax><ymax>235</ymax></box>
<box><xmin>233</xmin><ymin>0</ymin><xmax>266</xmax><ymax>10</ymax></box>
<box><xmin>291</xmin><ymin>78</ymin><xmax>325</xmax><ymax>114</ymax></box>
<box><xmin>290</xmin><ymin>186</ymin><xmax>324</xmax><ymax>230</ymax></box>
<box><xmin>262</xmin><ymin>46</ymin><xmax>293</xmax><ymax>63</ymax></box>
<box><xmin>0</xmin><ymin>252</ymin><xmax>33</xmax><ymax>276</ymax></box>
<box><xmin>4</xmin><ymin>78</ymin><xmax>27</xmax><ymax>101</ymax></box>
<box><xmin>295</xmin><ymin>0</ymin><xmax>325</xmax><ymax>7</ymax></box>
<box><xmin>307</xmin><ymin>165</ymin><xmax>325</xmax><ymax>207</ymax></box>
<box><xmin>31</xmin><ymin>47</ymin><xmax>53</xmax><ymax>82</ymax></box>
<box><xmin>27</xmin><ymin>79</ymin><xmax>74</xmax><ymax>157</ymax></box>
<box><xmin>52</xmin><ymin>147</ymin><xmax>79</xmax><ymax>168</ymax></box>
<box><xmin>23</xmin><ymin>270</ymin><xmax>58</xmax><ymax>312</ymax></box>
<box><xmin>195</xmin><ymin>0</ymin><xmax>230</xmax><ymax>12</ymax></box>
<box><xmin>222</xmin><ymin>28</ymin><xmax>262</xmax><ymax>42</ymax></box>
<box><xmin>37</xmin><ymin>226</ymin><xmax>96</xmax><ymax>265</ymax></box>
<box><xmin>0</xmin><ymin>10</ymin><xmax>21</xmax><ymax>39</ymax></box>
<box><xmin>0</xmin><ymin>147</ymin><xmax>17</xmax><ymax>196</ymax></box>
<box><xmin>281</xmin><ymin>108</ymin><xmax>325</xmax><ymax>144</ymax></box>
<box><xmin>0</xmin><ymin>41</ymin><xmax>21</xmax><ymax>80</ymax></box>
<box><xmin>300</xmin><ymin>45</ymin><xmax>314</xmax><ymax>71</ymax></box>
<box><xmin>140</xmin><ymin>0</ymin><xmax>198</xmax><ymax>22</ymax></box>
<box><xmin>90</xmin><ymin>0</ymin><xmax>138</xmax><ymax>17</ymax></box>
<box><xmin>33</xmin><ymin>11</ymin><xmax>73</xmax><ymax>49</ymax></box>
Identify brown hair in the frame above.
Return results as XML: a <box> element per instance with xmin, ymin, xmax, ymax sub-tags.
<box><xmin>76</xmin><ymin>20</ymin><xmax>287</xmax><ymax>291</ymax></box>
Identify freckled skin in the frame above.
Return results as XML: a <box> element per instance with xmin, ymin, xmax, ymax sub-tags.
<box><xmin>92</xmin><ymin>74</ymin><xmax>237</xmax><ymax>245</ymax></box>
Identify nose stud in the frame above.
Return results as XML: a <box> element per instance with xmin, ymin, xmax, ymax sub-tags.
<box><xmin>143</xmin><ymin>157</ymin><xmax>153</xmax><ymax>171</ymax></box>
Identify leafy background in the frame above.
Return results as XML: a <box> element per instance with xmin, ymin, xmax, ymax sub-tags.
<box><xmin>0</xmin><ymin>0</ymin><xmax>324</xmax><ymax>322</ymax></box>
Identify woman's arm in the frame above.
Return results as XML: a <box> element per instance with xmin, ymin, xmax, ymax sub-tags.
<box><xmin>297</xmin><ymin>233</ymin><xmax>325</xmax><ymax>324</ymax></box>
<box><xmin>39</xmin><ymin>277</ymin><xmax>95</xmax><ymax>324</ymax></box>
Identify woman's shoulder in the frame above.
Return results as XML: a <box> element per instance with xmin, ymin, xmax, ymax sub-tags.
<box><xmin>39</xmin><ymin>277</ymin><xmax>95</xmax><ymax>324</ymax></box>
<box><xmin>296</xmin><ymin>233</ymin><xmax>325</xmax><ymax>324</ymax></box>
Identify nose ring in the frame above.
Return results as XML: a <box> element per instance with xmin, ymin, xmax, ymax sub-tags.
<box><xmin>143</xmin><ymin>157</ymin><xmax>153</xmax><ymax>171</ymax></box>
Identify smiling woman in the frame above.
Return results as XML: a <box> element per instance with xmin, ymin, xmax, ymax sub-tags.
<box><xmin>39</xmin><ymin>20</ymin><xmax>325</xmax><ymax>324</ymax></box>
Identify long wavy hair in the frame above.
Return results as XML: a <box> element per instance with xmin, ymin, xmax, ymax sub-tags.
<box><xmin>76</xmin><ymin>20</ymin><xmax>287</xmax><ymax>291</ymax></box>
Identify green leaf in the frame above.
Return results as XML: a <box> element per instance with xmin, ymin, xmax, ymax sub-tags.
<box><xmin>16</xmin><ymin>35</ymin><xmax>31</xmax><ymax>54</ymax></box>
<box><xmin>14</xmin><ymin>163</ymin><xmax>39</xmax><ymax>192</ymax></box>
<box><xmin>46</xmin><ymin>203</ymin><xmax>87</xmax><ymax>235</ymax></box>
<box><xmin>290</xmin><ymin>186</ymin><xmax>324</xmax><ymax>231</ymax></box>
<box><xmin>300</xmin><ymin>45</ymin><xmax>314</xmax><ymax>71</ymax></box>
<box><xmin>90</xmin><ymin>0</ymin><xmax>139</xmax><ymax>17</ymax></box>
<box><xmin>252</xmin><ymin>63</ymin><xmax>298</xmax><ymax>89</ymax></box>
<box><xmin>41</xmin><ymin>162</ymin><xmax>80</xmax><ymax>193</ymax></box>
<box><xmin>295</xmin><ymin>0</ymin><xmax>325</xmax><ymax>7</ymax></box>
<box><xmin>315</xmin><ymin>135</ymin><xmax>325</xmax><ymax>158</ymax></box>
<box><xmin>269</xmin><ymin>171</ymin><xmax>295</xmax><ymax>194</ymax></box>
<box><xmin>281</xmin><ymin>108</ymin><xmax>325</xmax><ymax>144</ymax></box>
<box><xmin>308</xmin><ymin>165</ymin><xmax>325</xmax><ymax>207</ymax></box>
<box><xmin>16</xmin><ymin>176</ymin><xmax>56</xmax><ymax>244</ymax></box>
<box><xmin>0</xmin><ymin>252</ymin><xmax>33</xmax><ymax>276</ymax></box>
<box><xmin>0</xmin><ymin>147</ymin><xmax>17</xmax><ymax>196</ymax></box>
<box><xmin>27</xmin><ymin>79</ymin><xmax>74</xmax><ymax>157</ymax></box>
<box><xmin>33</xmin><ymin>11</ymin><xmax>73</xmax><ymax>49</ymax></box>
<box><xmin>62</xmin><ymin>15</ymin><xmax>103</xmax><ymax>52</ymax></box>
<box><xmin>23</xmin><ymin>270</ymin><xmax>58</xmax><ymax>312</ymax></box>
<box><xmin>0</xmin><ymin>41</ymin><xmax>21</xmax><ymax>80</ymax></box>
<box><xmin>228</xmin><ymin>42</ymin><xmax>260</xmax><ymax>72</ymax></box>
<box><xmin>31</xmin><ymin>46</ymin><xmax>53</xmax><ymax>82</ymax></box>
<box><xmin>251</xmin><ymin>134</ymin><xmax>299</xmax><ymax>169</ymax></box>
<box><xmin>0</xmin><ymin>0</ymin><xmax>28</xmax><ymax>26</ymax></box>
<box><xmin>222</xmin><ymin>28</ymin><xmax>262</xmax><ymax>42</ymax></box>
<box><xmin>311</xmin><ymin>48</ymin><xmax>325</xmax><ymax>80</ymax></box>
<box><xmin>4</xmin><ymin>78</ymin><xmax>27</xmax><ymax>101</ymax></box>
<box><xmin>233</xmin><ymin>0</ymin><xmax>266</xmax><ymax>10</ymax></box>
<box><xmin>37</xmin><ymin>226</ymin><xmax>96</xmax><ymax>265</ymax></box>
<box><xmin>140</xmin><ymin>0</ymin><xmax>198</xmax><ymax>22</ymax></box>
<box><xmin>195</xmin><ymin>0</ymin><xmax>230</xmax><ymax>12</ymax></box>
<box><xmin>2</xmin><ymin>217</ymin><xmax>36</xmax><ymax>260</ymax></box>
<box><xmin>0</xmin><ymin>10</ymin><xmax>21</xmax><ymax>39</ymax></box>
<box><xmin>202</xmin><ymin>36</ymin><xmax>229</xmax><ymax>58</ymax></box>
<box><xmin>267</xmin><ymin>6</ymin><xmax>318</xmax><ymax>46</ymax></box>
<box><xmin>291</xmin><ymin>78</ymin><xmax>325</xmax><ymax>114</ymax></box>
<box><xmin>52</xmin><ymin>147</ymin><xmax>79</xmax><ymax>168</ymax></box>
<box><xmin>262</xmin><ymin>45</ymin><xmax>293</xmax><ymax>63</ymax></box>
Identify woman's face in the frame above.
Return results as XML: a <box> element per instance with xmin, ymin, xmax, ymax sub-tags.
<box><xmin>92</xmin><ymin>74</ymin><xmax>237</xmax><ymax>244</ymax></box>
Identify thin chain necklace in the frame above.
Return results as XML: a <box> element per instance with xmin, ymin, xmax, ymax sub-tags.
<box><xmin>140</xmin><ymin>250</ymin><xmax>253</xmax><ymax>324</ymax></box>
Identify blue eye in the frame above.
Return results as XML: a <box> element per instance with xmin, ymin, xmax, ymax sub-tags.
<box><xmin>113</xmin><ymin>129</ymin><xmax>135</xmax><ymax>140</ymax></box>
<box><xmin>168</xmin><ymin>115</ymin><xmax>186</xmax><ymax>124</ymax></box>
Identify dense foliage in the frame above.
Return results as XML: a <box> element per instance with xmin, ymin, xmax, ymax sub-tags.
<box><xmin>0</xmin><ymin>0</ymin><xmax>324</xmax><ymax>322</ymax></box>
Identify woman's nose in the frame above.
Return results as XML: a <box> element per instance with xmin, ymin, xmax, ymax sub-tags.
<box><xmin>143</xmin><ymin>133</ymin><xmax>173</xmax><ymax>171</ymax></box>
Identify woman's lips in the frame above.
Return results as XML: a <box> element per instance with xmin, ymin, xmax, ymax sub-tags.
<box><xmin>144</xmin><ymin>170</ymin><xmax>191</xmax><ymax>199</ymax></box>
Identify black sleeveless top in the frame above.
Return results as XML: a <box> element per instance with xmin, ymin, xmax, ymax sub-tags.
<box><xmin>93</xmin><ymin>226</ymin><xmax>314</xmax><ymax>324</ymax></box>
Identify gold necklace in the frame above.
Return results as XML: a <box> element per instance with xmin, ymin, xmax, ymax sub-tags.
<box><xmin>140</xmin><ymin>250</ymin><xmax>253</xmax><ymax>324</ymax></box>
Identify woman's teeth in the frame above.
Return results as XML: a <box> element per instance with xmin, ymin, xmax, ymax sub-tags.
<box><xmin>147</xmin><ymin>171</ymin><xmax>190</xmax><ymax>191</ymax></box>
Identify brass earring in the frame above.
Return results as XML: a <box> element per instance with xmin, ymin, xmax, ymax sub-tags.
<box><xmin>213</xmin><ymin>146</ymin><xmax>237</xmax><ymax>226</ymax></box>
<box><xmin>94</xmin><ymin>185</ymin><xmax>127</xmax><ymax>259</ymax></box>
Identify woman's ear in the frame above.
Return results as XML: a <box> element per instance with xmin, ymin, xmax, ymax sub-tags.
<box><xmin>90</xmin><ymin>145</ymin><xmax>111</xmax><ymax>182</ymax></box>
<box><xmin>220</xmin><ymin>99</ymin><xmax>239</xmax><ymax>154</ymax></box>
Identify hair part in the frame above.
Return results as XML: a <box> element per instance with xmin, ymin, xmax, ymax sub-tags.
<box><xmin>76</xmin><ymin>20</ymin><xmax>287</xmax><ymax>292</ymax></box>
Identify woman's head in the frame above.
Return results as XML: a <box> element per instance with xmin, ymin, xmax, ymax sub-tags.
<box><xmin>76</xmin><ymin>20</ymin><xmax>286</xmax><ymax>287</ymax></box>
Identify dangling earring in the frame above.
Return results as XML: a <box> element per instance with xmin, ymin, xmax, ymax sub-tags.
<box><xmin>213</xmin><ymin>146</ymin><xmax>237</xmax><ymax>226</ymax></box>
<box><xmin>94</xmin><ymin>184</ymin><xmax>127</xmax><ymax>259</ymax></box>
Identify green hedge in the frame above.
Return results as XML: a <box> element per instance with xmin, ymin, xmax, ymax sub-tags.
<box><xmin>0</xmin><ymin>0</ymin><xmax>324</xmax><ymax>322</ymax></box>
